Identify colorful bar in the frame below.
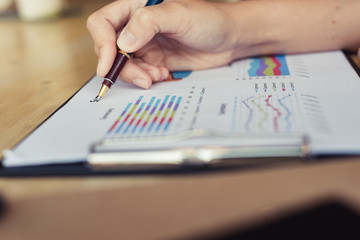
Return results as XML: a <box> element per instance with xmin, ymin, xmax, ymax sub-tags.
<box><xmin>132</xmin><ymin>96</ymin><xmax>156</xmax><ymax>134</ymax></box>
<box><xmin>164</xmin><ymin>96</ymin><xmax>182</xmax><ymax>131</ymax></box>
<box><xmin>115</xmin><ymin>96</ymin><xmax>143</xmax><ymax>134</ymax></box>
<box><xmin>256</xmin><ymin>58</ymin><xmax>267</xmax><ymax>76</ymax></box>
<box><xmin>156</xmin><ymin>96</ymin><xmax>176</xmax><ymax>132</ymax></box>
<box><xmin>123</xmin><ymin>102</ymin><xmax>145</xmax><ymax>134</ymax></box>
<box><xmin>107</xmin><ymin>103</ymin><xmax>132</xmax><ymax>135</ymax></box>
<box><xmin>271</xmin><ymin>56</ymin><xmax>281</xmax><ymax>75</ymax></box>
<box><xmin>148</xmin><ymin>95</ymin><xmax>169</xmax><ymax>132</ymax></box>
<box><xmin>107</xmin><ymin>95</ymin><xmax>183</xmax><ymax>136</ymax></box>
<box><xmin>140</xmin><ymin>98</ymin><xmax>161</xmax><ymax>133</ymax></box>
<box><xmin>248</xmin><ymin>55</ymin><xmax>290</xmax><ymax>77</ymax></box>
<box><xmin>263</xmin><ymin>57</ymin><xmax>277</xmax><ymax>76</ymax></box>
<box><xmin>248</xmin><ymin>58</ymin><xmax>261</xmax><ymax>77</ymax></box>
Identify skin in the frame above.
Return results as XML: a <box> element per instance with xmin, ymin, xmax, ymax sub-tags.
<box><xmin>86</xmin><ymin>0</ymin><xmax>360</xmax><ymax>89</ymax></box>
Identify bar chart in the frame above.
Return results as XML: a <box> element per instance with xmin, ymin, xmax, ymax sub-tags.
<box><xmin>106</xmin><ymin>95</ymin><xmax>183</xmax><ymax>137</ymax></box>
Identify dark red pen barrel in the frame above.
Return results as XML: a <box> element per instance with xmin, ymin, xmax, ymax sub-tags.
<box><xmin>103</xmin><ymin>53</ymin><xmax>129</xmax><ymax>87</ymax></box>
<box><xmin>102</xmin><ymin>79</ymin><xmax>113</xmax><ymax>88</ymax></box>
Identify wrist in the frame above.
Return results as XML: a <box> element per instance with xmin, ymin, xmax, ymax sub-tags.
<box><xmin>224</xmin><ymin>1</ymin><xmax>283</xmax><ymax>61</ymax></box>
<box><xmin>228</xmin><ymin>0</ymin><xmax>360</xmax><ymax>59</ymax></box>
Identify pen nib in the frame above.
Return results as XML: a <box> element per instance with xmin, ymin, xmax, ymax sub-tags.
<box><xmin>91</xmin><ymin>84</ymin><xmax>109</xmax><ymax>102</ymax></box>
<box><xmin>90</xmin><ymin>95</ymin><xmax>101</xmax><ymax>102</ymax></box>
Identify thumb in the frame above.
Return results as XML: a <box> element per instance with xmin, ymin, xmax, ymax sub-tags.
<box><xmin>117</xmin><ymin>2</ymin><xmax>183</xmax><ymax>53</ymax></box>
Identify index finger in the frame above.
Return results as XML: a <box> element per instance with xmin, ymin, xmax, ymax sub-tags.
<box><xmin>86</xmin><ymin>0</ymin><xmax>147</xmax><ymax>76</ymax></box>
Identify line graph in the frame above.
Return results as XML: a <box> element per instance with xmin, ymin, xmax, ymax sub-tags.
<box><xmin>240</xmin><ymin>93</ymin><xmax>297</xmax><ymax>133</ymax></box>
<box><xmin>250</xmin><ymin>95</ymin><xmax>268</xmax><ymax>132</ymax></box>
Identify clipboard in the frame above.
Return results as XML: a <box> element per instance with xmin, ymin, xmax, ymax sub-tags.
<box><xmin>1</xmin><ymin>51</ymin><xmax>359</xmax><ymax>176</ymax></box>
<box><xmin>88</xmin><ymin>130</ymin><xmax>310</xmax><ymax>170</ymax></box>
<box><xmin>0</xmin><ymin>131</ymin><xmax>310</xmax><ymax>176</ymax></box>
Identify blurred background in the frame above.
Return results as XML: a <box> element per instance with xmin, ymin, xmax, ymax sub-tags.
<box><xmin>0</xmin><ymin>0</ymin><xmax>115</xmax><ymax>21</ymax></box>
<box><xmin>0</xmin><ymin>0</ymin><xmax>114</xmax><ymax>157</ymax></box>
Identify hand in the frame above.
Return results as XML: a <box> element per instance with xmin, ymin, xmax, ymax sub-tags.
<box><xmin>86</xmin><ymin>0</ymin><xmax>240</xmax><ymax>89</ymax></box>
<box><xmin>87</xmin><ymin>0</ymin><xmax>360</xmax><ymax>89</ymax></box>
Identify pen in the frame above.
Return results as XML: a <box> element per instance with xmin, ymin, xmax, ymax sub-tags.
<box><xmin>92</xmin><ymin>0</ymin><xmax>164</xmax><ymax>102</ymax></box>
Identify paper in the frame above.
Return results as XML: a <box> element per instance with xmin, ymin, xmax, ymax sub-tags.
<box><xmin>3</xmin><ymin>51</ymin><xmax>360</xmax><ymax>167</ymax></box>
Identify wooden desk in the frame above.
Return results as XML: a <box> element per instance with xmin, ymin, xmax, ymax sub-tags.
<box><xmin>1</xmin><ymin>1</ymin><xmax>360</xmax><ymax>239</ymax></box>
<box><xmin>0</xmin><ymin>1</ymin><xmax>111</xmax><ymax>157</ymax></box>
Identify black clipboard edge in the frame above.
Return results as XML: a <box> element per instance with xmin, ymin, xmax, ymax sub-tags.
<box><xmin>0</xmin><ymin>156</ymin><xmax>310</xmax><ymax>177</ymax></box>
<box><xmin>1</xmin><ymin>155</ymin><xmax>360</xmax><ymax>177</ymax></box>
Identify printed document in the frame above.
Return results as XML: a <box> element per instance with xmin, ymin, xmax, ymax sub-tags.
<box><xmin>3</xmin><ymin>51</ymin><xmax>360</xmax><ymax>167</ymax></box>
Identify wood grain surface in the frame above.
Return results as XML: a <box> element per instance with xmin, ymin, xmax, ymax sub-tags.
<box><xmin>0</xmin><ymin>1</ymin><xmax>112</xmax><ymax>158</ymax></box>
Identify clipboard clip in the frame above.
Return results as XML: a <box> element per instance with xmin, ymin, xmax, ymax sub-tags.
<box><xmin>88</xmin><ymin>129</ymin><xmax>310</xmax><ymax>170</ymax></box>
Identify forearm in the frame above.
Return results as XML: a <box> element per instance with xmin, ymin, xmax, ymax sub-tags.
<box><xmin>226</xmin><ymin>0</ymin><xmax>360</xmax><ymax>60</ymax></box>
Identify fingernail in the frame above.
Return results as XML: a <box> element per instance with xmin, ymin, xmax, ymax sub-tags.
<box><xmin>118</xmin><ymin>29</ymin><xmax>137</xmax><ymax>51</ymax></box>
<box><xmin>161</xmin><ymin>68</ymin><xmax>169</xmax><ymax>80</ymax></box>
<box><xmin>133</xmin><ymin>78</ymin><xmax>149</xmax><ymax>89</ymax></box>
<box><xmin>149</xmin><ymin>69</ymin><xmax>159</xmax><ymax>81</ymax></box>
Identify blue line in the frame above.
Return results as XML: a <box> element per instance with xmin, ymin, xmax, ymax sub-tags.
<box><xmin>278</xmin><ymin>94</ymin><xmax>292</xmax><ymax>131</ymax></box>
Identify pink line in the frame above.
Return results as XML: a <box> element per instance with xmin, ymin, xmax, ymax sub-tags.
<box><xmin>265</xmin><ymin>95</ymin><xmax>282</xmax><ymax>132</ymax></box>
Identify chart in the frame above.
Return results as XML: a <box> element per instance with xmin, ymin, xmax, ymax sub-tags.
<box><xmin>6</xmin><ymin>51</ymin><xmax>360</xmax><ymax>168</ymax></box>
<box><xmin>106</xmin><ymin>95</ymin><xmax>182</xmax><ymax>137</ymax></box>
<box><xmin>248</xmin><ymin>55</ymin><xmax>290</xmax><ymax>77</ymax></box>
<box><xmin>239</xmin><ymin>93</ymin><xmax>298</xmax><ymax>133</ymax></box>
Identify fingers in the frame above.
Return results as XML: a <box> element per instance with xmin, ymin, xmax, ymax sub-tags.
<box><xmin>117</xmin><ymin>2</ymin><xmax>185</xmax><ymax>53</ymax></box>
<box><xmin>136</xmin><ymin>61</ymin><xmax>169</xmax><ymax>82</ymax></box>
<box><xmin>118</xmin><ymin>59</ymin><xmax>169</xmax><ymax>89</ymax></box>
<box><xmin>119</xmin><ymin>60</ymin><xmax>152</xmax><ymax>89</ymax></box>
<box><xmin>86</xmin><ymin>0</ymin><xmax>146</xmax><ymax>76</ymax></box>
<box><xmin>87</xmin><ymin>0</ymin><xmax>174</xmax><ymax>88</ymax></box>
